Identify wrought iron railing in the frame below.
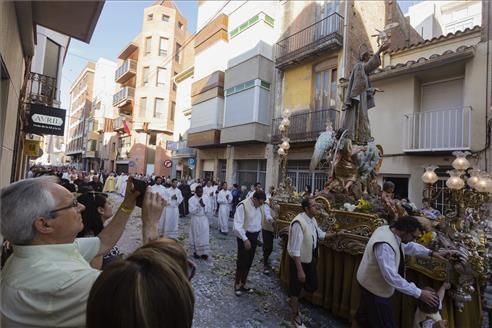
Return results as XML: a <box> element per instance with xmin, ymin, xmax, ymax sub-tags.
<box><xmin>25</xmin><ymin>72</ymin><xmax>57</xmax><ymax>105</ymax></box>
<box><xmin>275</xmin><ymin>13</ymin><xmax>343</xmax><ymax>66</ymax></box>
<box><xmin>112</xmin><ymin>87</ymin><xmax>135</xmax><ymax>107</ymax></box>
<box><xmin>271</xmin><ymin>108</ymin><xmax>339</xmax><ymax>144</ymax></box>
<box><xmin>403</xmin><ymin>107</ymin><xmax>472</xmax><ymax>152</ymax></box>
<box><xmin>115</xmin><ymin>59</ymin><xmax>137</xmax><ymax>82</ymax></box>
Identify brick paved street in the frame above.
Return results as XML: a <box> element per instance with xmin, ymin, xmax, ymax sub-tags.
<box><xmin>110</xmin><ymin>193</ymin><xmax>349</xmax><ymax>328</ymax></box>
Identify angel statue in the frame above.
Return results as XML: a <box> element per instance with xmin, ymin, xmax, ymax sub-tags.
<box><xmin>342</xmin><ymin>42</ymin><xmax>389</xmax><ymax>145</ymax></box>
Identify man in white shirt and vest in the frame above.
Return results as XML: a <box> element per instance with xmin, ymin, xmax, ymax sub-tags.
<box><xmin>354</xmin><ymin>215</ymin><xmax>450</xmax><ymax>328</ymax></box>
<box><xmin>233</xmin><ymin>190</ymin><xmax>272</xmax><ymax>296</ymax></box>
<box><xmin>0</xmin><ymin>175</ymin><xmax>165</xmax><ymax>327</ymax></box>
<box><xmin>287</xmin><ymin>197</ymin><xmax>334</xmax><ymax>328</ymax></box>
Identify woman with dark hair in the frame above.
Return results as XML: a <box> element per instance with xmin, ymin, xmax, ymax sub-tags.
<box><xmin>302</xmin><ymin>185</ymin><xmax>312</xmax><ymax>198</ymax></box>
<box><xmin>77</xmin><ymin>192</ymin><xmax>121</xmax><ymax>269</ymax></box>
<box><xmin>86</xmin><ymin>239</ymin><xmax>195</xmax><ymax>328</ymax></box>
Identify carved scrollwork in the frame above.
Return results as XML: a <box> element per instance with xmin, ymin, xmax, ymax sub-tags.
<box><xmin>406</xmin><ymin>256</ymin><xmax>448</xmax><ymax>281</ymax></box>
<box><xmin>323</xmin><ymin>233</ymin><xmax>369</xmax><ymax>255</ymax></box>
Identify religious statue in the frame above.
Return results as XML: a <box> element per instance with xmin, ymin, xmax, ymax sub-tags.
<box><xmin>342</xmin><ymin>42</ymin><xmax>389</xmax><ymax>145</ymax></box>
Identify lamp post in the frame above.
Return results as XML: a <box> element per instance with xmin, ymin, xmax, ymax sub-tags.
<box><xmin>277</xmin><ymin>109</ymin><xmax>291</xmax><ymax>184</ymax></box>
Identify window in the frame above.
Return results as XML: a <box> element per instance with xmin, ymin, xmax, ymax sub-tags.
<box><xmin>159</xmin><ymin>37</ymin><xmax>168</xmax><ymax>56</ymax></box>
<box><xmin>139</xmin><ymin>97</ymin><xmax>147</xmax><ymax>117</ymax></box>
<box><xmin>287</xmin><ymin>160</ymin><xmax>328</xmax><ymax>193</ymax></box>
<box><xmin>178</xmin><ymin>21</ymin><xmax>184</xmax><ymax>30</ymax></box>
<box><xmin>170</xmin><ymin>101</ymin><xmax>176</xmax><ymax>121</ymax></box>
<box><xmin>154</xmin><ymin>98</ymin><xmax>165</xmax><ymax>119</ymax></box>
<box><xmin>236</xmin><ymin>160</ymin><xmax>266</xmax><ymax>187</ymax></box>
<box><xmin>149</xmin><ymin>133</ymin><xmax>157</xmax><ymax>145</ymax></box>
<box><xmin>143</xmin><ymin>66</ymin><xmax>149</xmax><ymax>86</ymax></box>
<box><xmin>144</xmin><ymin>37</ymin><xmax>151</xmax><ymax>55</ymax></box>
<box><xmin>162</xmin><ymin>14</ymin><xmax>170</xmax><ymax>22</ymax></box>
<box><xmin>43</xmin><ymin>38</ymin><xmax>61</xmax><ymax>79</ymax></box>
<box><xmin>157</xmin><ymin>67</ymin><xmax>166</xmax><ymax>87</ymax></box>
<box><xmin>314</xmin><ymin>66</ymin><xmax>337</xmax><ymax>109</ymax></box>
<box><xmin>147</xmin><ymin>13</ymin><xmax>153</xmax><ymax>21</ymax></box>
<box><xmin>175</xmin><ymin>43</ymin><xmax>181</xmax><ymax>63</ymax></box>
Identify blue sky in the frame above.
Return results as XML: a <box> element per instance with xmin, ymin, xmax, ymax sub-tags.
<box><xmin>60</xmin><ymin>0</ymin><xmax>418</xmax><ymax>109</ymax></box>
<box><xmin>60</xmin><ymin>1</ymin><xmax>197</xmax><ymax>109</ymax></box>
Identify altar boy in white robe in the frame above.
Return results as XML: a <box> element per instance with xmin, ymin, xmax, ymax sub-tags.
<box><xmin>203</xmin><ymin>180</ymin><xmax>215</xmax><ymax>215</ymax></box>
<box><xmin>217</xmin><ymin>182</ymin><xmax>232</xmax><ymax>234</ymax></box>
<box><xmin>163</xmin><ymin>178</ymin><xmax>183</xmax><ymax>239</ymax></box>
<box><xmin>188</xmin><ymin>185</ymin><xmax>210</xmax><ymax>260</ymax></box>
<box><xmin>150</xmin><ymin>177</ymin><xmax>167</xmax><ymax>236</ymax></box>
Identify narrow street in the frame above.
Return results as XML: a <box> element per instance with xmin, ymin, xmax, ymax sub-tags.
<box><xmin>111</xmin><ymin>193</ymin><xmax>348</xmax><ymax>328</ymax></box>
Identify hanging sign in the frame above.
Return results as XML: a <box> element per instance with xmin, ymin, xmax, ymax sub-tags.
<box><xmin>26</xmin><ymin>104</ymin><xmax>66</xmax><ymax>136</ymax></box>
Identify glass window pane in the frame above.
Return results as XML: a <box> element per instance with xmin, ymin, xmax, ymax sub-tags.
<box><xmin>154</xmin><ymin>98</ymin><xmax>165</xmax><ymax>118</ymax></box>
<box><xmin>140</xmin><ymin>97</ymin><xmax>147</xmax><ymax>117</ymax></box>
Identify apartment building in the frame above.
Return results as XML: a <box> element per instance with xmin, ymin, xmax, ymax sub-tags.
<box><xmin>188</xmin><ymin>1</ymin><xmax>280</xmax><ymax>187</ymax></box>
<box><xmin>87</xmin><ymin>58</ymin><xmax>117</xmax><ymax>172</ymax></box>
<box><xmin>369</xmin><ymin>1</ymin><xmax>490</xmax><ymax>210</ymax></box>
<box><xmin>112</xmin><ymin>0</ymin><xmax>191</xmax><ymax>176</ymax></box>
<box><xmin>171</xmin><ymin>60</ymin><xmax>195</xmax><ymax>179</ymax></box>
<box><xmin>0</xmin><ymin>1</ymin><xmax>104</xmax><ymax>186</ymax></box>
<box><xmin>29</xmin><ymin>26</ymin><xmax>70</xmax><ymax>167</ymax></box>
<box><xmin>269</xmin><ymin>0</ymin><xmax>421</xmax><ymax>193</ymax></box>
<box><xmin>66</xmin><ymin>62</ymin><xmax>95</xmax><ymax>170</ymax></box>
<box><xmin>407</xmin><ymin>0</ymin><xmax>482</xmax><ymax>40</ymax></box>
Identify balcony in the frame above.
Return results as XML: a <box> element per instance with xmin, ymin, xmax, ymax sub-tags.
<box><xmin>275</xmin><ymin>13</ymin><xmax>343</xmax><ymax>69</ymax></box>
<box><xmin>174</xmin><ymin>141</ymin><xmax>196</xmax><ymax>158</ymax></box>
<box><xmin>271</xmin><ymin>108</ymin><xmax>338</xmax><ymax>144</ymax></box>
<box><xmin>403</xmin><ymin>107</ymin><xmax>472</xmax><ymax>153</ymax></box>
<box><xmin>25</xmin><ymin>72</ymin><xmax>58</xmax><ymax>106</ymax></box>
<box><xmin>113</xmin><ymin>116</ymin><xmax>131</xmax><ymax>133</ymax></box>
<box><xmin>115</xmin><ymin>59</ymin><xmax>137</xmax><ymax>84</ymax></box>
<box><xmin>113</xmin><ymin>87</ymin><xmax>135</xmax><ymax>113</ymax></box>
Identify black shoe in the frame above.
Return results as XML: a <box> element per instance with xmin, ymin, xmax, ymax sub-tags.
<box><xmin>193</xmin><ymin>253</ymin><xmax>200</xmax><ymax>259</ymax></box>
<box><xmin>257</xmin><ymin>240</ymin><xmax>263</xmax><ymax>247</ymax></box>
<box><xmin>201</xmin><ymin>255</ymin><xmax>208</xmax><ymax>260</ymax></box>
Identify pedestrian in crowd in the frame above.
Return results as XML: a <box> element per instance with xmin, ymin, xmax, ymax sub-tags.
<box><xmin>190</xmin><ymin>178</ymin><xmax>200</xmax><ymax>194</ymax></box>
<box><xmin>240</xmin><ymin>185</ymin><xmax>248</xmax><ymax>202</ymax></box>
<box><xmin>188</xmin><ymin>185</ymin><xmax>210</xmax><ymax>260</ymax></box>
<box><xmin>217</xmin><ymin>182</ymin><xmax>233</xmax><ymax>235</ymax></box>
<box><xmin>231</xmin><ymin>183</ymin><xmax>241</xmax><ymax>217</ymax></box>
<box><xmin>151</xmin><ymin>177</ymin><xmax>167</xmax><ymax>236</ymax></box>
<box><xmin>77</xmin><ymin>192</ymin><xmax>121</xmax><ymax>269</ymax></box>
<box><xmin>421</xmin><ymin>198</ymin><xmax>441</xmax><ymax>220</ymax></box>
<box><xmin>261</xmin><ymin>191</ymin><xmax>275</xmax><ymax>275</ymax></box>
<box><xmin>203</xmin><ymin>180</ymin><xmax>215</xmax><ymax>215</ymax></box>
<box><xmin>115</xmin><ymin>172</ymin><xmax>127</xmax><ymax>196</ymax></box>
<box><xmin>287</xmin><ymin>197</ymin><xmax>334</xmax><ymax>327</ymax></box>
<box><xmin>247</xmin><ymin>184</ymin><xmax>257</xmax><ymax>199</ymax></box>
<box><xmin>86</xmin><ymin>239</ymin><xmax>195</xmax><ymax>328</ymax></box>
<box><xmin>179</xmin><ymin>178</ymin><xmax>192</xmax><ymax>217</ymax></box>
<box><xmin>354</xmin><ymin>216</ymin><xmax>451</xmax><ymax>328</ymax></box>
<box><xmin>413</xmin><ymin>282</ymin><xmax>450</xmax><ymax>328</ymax></box>
<box><xmin>233</xmin><ymin>190</ymin><xmax>270</xmax><ymax>296</ymax></box>
<box><xmin>0</xmin><ymin>175</ymin><xmax>165</xmax><ymax>327</ymax></box>
<box><xmin>212</xmin><ymin>181</ymin><xmax>219</xmax><ymax>215</ymax></box>
<box><xmin>103</xmin><ymin>172</ymin><xmax>116</xmax><ymax>193</ymax></box>
<box><xmin>60</xmin><ymin>178</ymin><xmax>77</xmax><ymax>192</ymax></box>
<box><xmin>163</xmin><ymin>178</ymin><xmax>183</xmax><ymax>239</ymax></box>
<box><xmin>88</xmin><ymin>175</ymin><xmax>104</xmax><ymax>192</ymax></box>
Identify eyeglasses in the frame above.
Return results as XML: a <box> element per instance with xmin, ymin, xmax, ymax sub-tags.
<box><xmin>50</xmin><ymin>199</ymin><xmax>79</xmax><ymax>215</ymax></box>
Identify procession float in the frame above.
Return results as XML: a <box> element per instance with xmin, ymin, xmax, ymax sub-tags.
<box><xmin>271</xmin><ymin>43</ymin><xmax>492</xmax><ymax>328</ymax></box>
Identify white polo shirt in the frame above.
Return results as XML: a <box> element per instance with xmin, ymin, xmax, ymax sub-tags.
<box><xmin>1</xmin><ymin>237</ymin><xmax>101</xmax><ymax>327</ymax></box>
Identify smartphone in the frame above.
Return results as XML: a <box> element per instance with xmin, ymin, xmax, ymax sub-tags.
<box><xmin>132</xmin><ymin>178</ymin><xmax>148</xmax><ymax>208</ymax></box>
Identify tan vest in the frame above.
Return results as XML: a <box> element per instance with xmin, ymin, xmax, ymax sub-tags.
<box><xmin>357</xmin><ymin>225</ymin><xmax>402</xmax><ymax>297</ymax></box>
<box><xmin>239</xmin><ymin>199</ymin><xmax>265</xmax><ymax>230</ymax></box>
<box><xmin>289</xmin><ymin>212</ymin><xmax>318</xmax><ymax>263</ymax></box>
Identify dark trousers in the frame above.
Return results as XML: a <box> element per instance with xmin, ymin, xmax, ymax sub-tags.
<box><xmin>235</xmin><ymin>231</ymin><xmax>259</xmax><ymax>286</ymax></box>
<box><xmin>179</xmin><ymin>197</ymin><xmax>189</xmax><ymax>216</ymax></box>
<box><xmin>355</xmin><ymin>285</ymin><xmax>395</xmax><ymax>328</ymax></box>
<box><xmin>262</xmin><ymin>229</ymin><xmax>274</xmax><ymax>266</ymax></box>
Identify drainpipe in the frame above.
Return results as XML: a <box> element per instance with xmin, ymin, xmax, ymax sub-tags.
<box><xmin>340</xmin><ymin>0</ymin><xmax>350</xmax><ymax>78</ymax></box>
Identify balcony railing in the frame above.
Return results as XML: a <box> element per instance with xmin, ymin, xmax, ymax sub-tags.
<box><xmin>275</xmin><ymin>13</ymin><xmax>343</xmax><ymax>68</ymax></box>
<box><xmin>271</xmin><ymin>108</ymin><xmax>339</xmax><ymax>144</ymax></box>
<box><xmin>115</xmin><ymin>59</ymin><xmax>137</xmax><ymax>84</ymax></box>
<box><xmin>113</xmin><ymin>116</ymin><xmax>131</xmax><ymax>132</ymax></box>
<box><xmin>113</xmin><ymin>87</ymin><xmax>135</xmax><ymax>107</ymax></box>
<box><xmin>175</xmin><ymin>141</ymin><xmax>196</xmax><ymax>157</ymax></box>
<box><xmin>26</xmin><ymin>72</ymin><xmax>58</xmax><ymax>106</ymax></box>
<box><xmin>403</xmin><ymin>107</ymin><xmax>472</xmax><ymax>152</ymax></box>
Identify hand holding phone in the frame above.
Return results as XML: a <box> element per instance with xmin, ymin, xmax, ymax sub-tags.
<box><xmin>132</xmin><ymin>178</ymin><xmax>148</xmax><ymax>208</ymax></box>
